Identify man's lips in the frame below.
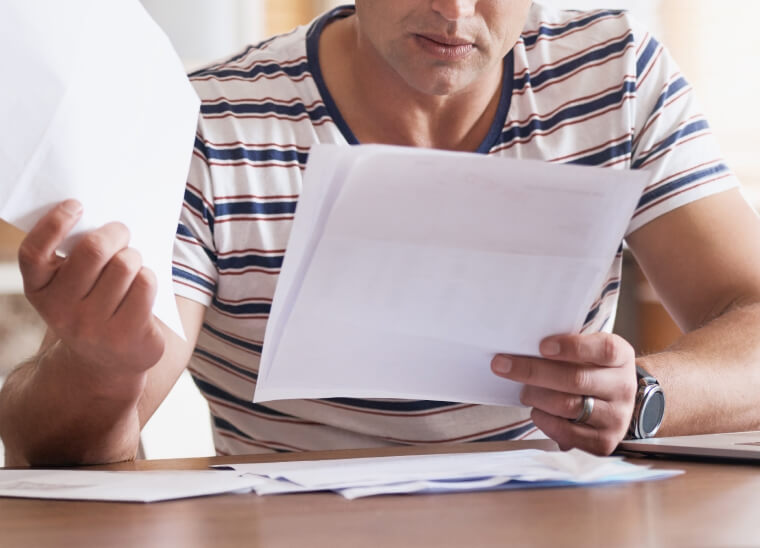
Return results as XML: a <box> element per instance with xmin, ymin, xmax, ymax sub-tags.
<box><xmin>414</xmin><ymin>33</ymin><xmax>476</xmax><ymax>59</ymax></box>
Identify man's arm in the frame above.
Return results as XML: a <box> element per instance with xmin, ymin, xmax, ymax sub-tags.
<box><xmin>627</xmin><ymin>187</ymin><xmax>760</xmax><ymax>435</ymax></box>
<box><xmin>0</xmin><ymin>201</ymin><xmax>206</xmax><ymax>466</ymax></box>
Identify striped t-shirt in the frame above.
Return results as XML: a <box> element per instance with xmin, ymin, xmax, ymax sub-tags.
<box><xmin>173</xmin><ymin>3</ymin><xmax>738</xmax><ymax>455</ymax></box>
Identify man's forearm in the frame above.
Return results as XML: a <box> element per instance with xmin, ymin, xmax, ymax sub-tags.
<box><xmin>639</xmin><ymin>302</ymin><xmax>760</xmax><ymax>436</ymax></box>
<box><xmin>0</xmin><ymin>342</ymin><xmax>144</xmax><ymax>466</ymax></box>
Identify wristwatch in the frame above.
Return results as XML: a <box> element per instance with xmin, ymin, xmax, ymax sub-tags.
<box><xmin>627</xmin><ymin>365</ymin><xmax>665</xmax><ymax>439</ymax></box>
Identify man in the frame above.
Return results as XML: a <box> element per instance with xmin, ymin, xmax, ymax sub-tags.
<box><xmin>3</xmin><ymin>1</ymin><xmax>760</xmax><ymax>465</ymax></box>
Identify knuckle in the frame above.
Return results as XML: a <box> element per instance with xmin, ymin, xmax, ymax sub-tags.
<box><xmin>44</xmin><ymin>307</ymin><xmax>70</xmax><ymax>332</ymax></box>
<box><xmin>133</xmin><ymin>267</ymin><xmax>157</xmax><ymax>293</ymax></box>
<box><xmin>77</xmin><ymin>232</ymin><xmax>111</xmax><ymax>262</ymax></box>
<box><xmin>603</xmin><ymin>336</ymin><xmax>619</xmax><ymax>364</ymax></box>
<box><xmin>570</xmin><ymin>367</ymin><xmax>592</xmax><ymax>392</ymax></box>
<box><xmin>561</xmin><ymin>394</ymin><xmax>579</xmax><ymax>417</ymax></box>
<box><xmin>17</xmin><ymin>241</ymin><xmax>44</xmax><ymax>270</ymax></box>
<box><xmin>110</xmin><ymin>248</ymin><xmax>141</xmax><ymax>276</ymax></box>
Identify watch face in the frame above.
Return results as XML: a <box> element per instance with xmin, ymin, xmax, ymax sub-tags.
<box><xmin>641</xmin><ymin>389</ymin><xmax>665</xmax><ymax>436</ymax></box>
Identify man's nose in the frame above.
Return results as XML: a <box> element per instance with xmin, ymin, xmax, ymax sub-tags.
<box><xmin>431</xmin><ymin>0</ymin><xmax>477</xmax><ymax>21</ymax></box>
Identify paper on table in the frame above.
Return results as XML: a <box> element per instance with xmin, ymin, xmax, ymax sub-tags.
<box><xmin>254</xmin><ymin>144</ymin><xmax>649</xmax><ymax>405</ymax></box>
<box><xmin>0</xmin><ymin>0</ymin><xmax>200</xmax><ymax>338</ymax></box>
<box><xmin>0</xmin><ymin>450</ymin><xmax>682</xmax><ymax>502</ymax></box>
<box><xmin>223</xmin><ymin>449</ymin><xmax>683</xmax><ymax>499</ymax></box>
<box><xmin>0</xmin><ymin>469</ymin><xmax>257</xmax><ymax>503</ymax></box>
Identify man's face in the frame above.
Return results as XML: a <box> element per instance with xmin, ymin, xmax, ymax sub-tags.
<box><xmin>353</xmin><ymin>0</ymin><xmax>532</xmax><ymax>96</ymax></box>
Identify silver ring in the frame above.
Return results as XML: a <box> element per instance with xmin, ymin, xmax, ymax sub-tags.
<box><xmin>572</xmin><ymin>395</ymin><xmax>595</xmax><ymax>424</ymax></box>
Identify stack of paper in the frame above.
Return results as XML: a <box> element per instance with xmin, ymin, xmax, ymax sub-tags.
<box><xmin>223</xmin><ymin>449</ymin><xmax>682</xmax><ymax>499</ymax></box>
<box><xmin>0</xmin><ymin>449</ymin><xmax>681</xmax><ymax>502</ymax></box>
<box><xmin>0</xmin><ymin>0</ymin><xmax>199</xmax><ymax>337</ymax></box>
<box><xmin>254</xmin><ymin>145</ymin><xmax>649</xmax><ymax>405</ymax></box>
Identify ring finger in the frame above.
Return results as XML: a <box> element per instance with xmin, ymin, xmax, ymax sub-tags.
<box><xmin>520</xmin><ymin>385</ymin><xmax>613</xmax><ymax>429</ymax></box>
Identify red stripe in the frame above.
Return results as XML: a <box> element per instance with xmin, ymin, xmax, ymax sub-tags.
<box><xmin>216</xmin><ymin>247</ymin><xmax>286</xmax><ymax>256</ymax></box>
<box><xmin>216</xmin><ymin>268</ymin><xmax>280</xmax><ymax>277</ymax></box>
<box><xmin>215</xmin><ymin>295</ymin><xmax>273</xmax><ymax>305</ymax></box>
<box><xmin>637</xmin><ymin>131</ymin><xmax>712</xmax><ymax>170</ymax></box>
<box><xmin>174</xmin><ymin>279</ymin><xmax>214</xmax><ymax>298</ymax></box>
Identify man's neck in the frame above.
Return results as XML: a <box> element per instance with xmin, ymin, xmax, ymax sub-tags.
<box><xmin>319</xmin><ymin>15</ymin><xmax>504</xmax><ymax>152</ymax></box>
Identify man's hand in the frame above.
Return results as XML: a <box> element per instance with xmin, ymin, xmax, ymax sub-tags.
<box><xmin>491</xmin><ymin>333</ymin><xmax>637</xmax><ymax>455</ymax></box>
<box><xmin>17</xmin><ymin>200</ymin><xmax>165</xmax><ymax>402</ymax></box>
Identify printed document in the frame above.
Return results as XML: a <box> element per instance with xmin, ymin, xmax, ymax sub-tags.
<box><xmin>254</xmin><ymin>145</ymin><xmax>649</xmax><ymax>405</ymax></box>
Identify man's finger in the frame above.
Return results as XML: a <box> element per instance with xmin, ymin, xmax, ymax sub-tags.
<box><xmin>17</xmin><ymin>200</ymin><xmax>83</xmax><ymax>293</ymax></box>
<box><xmin>51</xmin><ymin>222</ymin><xmax>131</xmax><ymax>301</ymax></box>
<box><xmin>539</xmin><ymin>333</ymin><xmax>633</xmax><ymax>367</ymax></box>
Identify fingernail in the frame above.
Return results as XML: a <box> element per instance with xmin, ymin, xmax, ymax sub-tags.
<box><xmin>493</xmin><ymin>356</ymin><xmax>512</xmax><ymax>374</ymax></box>
<box><xmin>540</xmin><ymin>340</ymin><xmax>560</xmax><ymax>356</ymax></box>
<box><xmin>61</xmin><ymin>199</ymin><xmax>82</xmax><ymax>215</ymax></box>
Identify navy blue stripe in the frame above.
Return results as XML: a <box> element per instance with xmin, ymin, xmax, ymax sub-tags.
<box><xmin>211</xmin><ymin>416</ymin><xmax>291</xmax><ymax>453</ymax></box>
<box><xmin>515</xmin><ymin>33</ymin><xmax>634</xmax><ymax>92</ymax></box>
<box><xmin>194</xmin><ymin>348</ymin><xmax>259</xmax><ymax>381</ymax></box>
<box><xmin>193</xmin><ymin>377</ymin><xmax>294</xmax><ymax>418</ymax></box>
<box><xmin>212</xmin><ymin>298</ymin><xmax>271</xmax><ymax>316</ymax></box>
<box><xmin>636</xmin><ymin>36</ymin><xmax>660</xmax><ymax>78</ymax></box>
<box><xmin>470</xmin><ymin>422</ymin><xmax>536</xmax><ymax>442</ymax></box>
<box><xmin>203</xmin><ymin>323</ymin><xmax>264</xmax><ymax>355</ymax></box>
<box><xmin>583</xmin><ymin>280</ymin><xmax>620</xmax><ymax>325</ymax></box>
<box><xmin>217</xmin><ymin>253</ymin><xmax>283</xmax><ymax>271</ymax></box>
<box><xmin>202</xmin><ymin>145</ymin><xmax>309</xmax><ymax>166</ymax></box>
<box><xmin>193</xmin><ymin>135</ymin><xmax>209</xmax><ymax>159</ymax></box>
<box><xmin>632</xmin><ymin>119</ymin><xmax>709</xmax><ymax>169</ymax></box>
<box><xmin>183</xmin><ymin>188</ymin><xmax>215</xmax><ymax>234</ymax></box>
<box><xmin>215</xmin><ymin>201</ymin><xmax>297</xmax><ymax>217</ymax></box>
<box><xmin>323</xmin><ymin>397</ymin><xmax>459</xmax><ymax>412</ymax></box>
<box><xmin>193</xmin><ymin>59</ymin><xmax>310</xmax><ymax>81</ymax></box>
<box><xmin>569</xmin><ymin>140</ymin><xmax>632</xmax><ymax>167</ymax></box>
<box><xmin>173</xmin><ymin>266</ymin><xmax>215</xmax><ymax>292</ymax></box>
<box><xmin>522</xmin><ymin>10</ymin><xmax>624</xmax><ymax>48</ymax></box>
<box><xmin>189</xmin><ymin>45</ymin><xmax>256</xmax><ymax>78</ymax></box>
<box><xmin>176</xmin><ymin>223</ymin><xmax>218</xmax><ymax>266</ymax></box>
<box><xmin>638</xmin><ymin>77</ymin><xmax>689</xmax><ymax>140</ymax></box>
<box><xmin>637</xmin><ymin>163</ymin><xmax>729</xmax><ymax>208</ymax></box>
<box><xmin>201</xmin><ymin>100</ymin><xmax>330</xmax><ymax>123</ymax></box>
<box><xmin>498</xmin><ymin>80</ymin><xmax>635</xmax><ymax>145</ymax></box>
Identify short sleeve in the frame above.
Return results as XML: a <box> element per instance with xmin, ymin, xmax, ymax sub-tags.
<box><xmin>626</xmin><ymin>18</ymin><xmax>739</xmax><ymax>235</ymax></box>
<box><xmin>172</xmin><ymin>118</ymin><xmax>218</xmax><ymax>306</ymax></box>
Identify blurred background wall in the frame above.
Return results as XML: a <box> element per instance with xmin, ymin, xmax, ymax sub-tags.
<box><xmin>1</xmin><ymin>0</ymin><xmax>758</xmax><ymax>463</ymax></box>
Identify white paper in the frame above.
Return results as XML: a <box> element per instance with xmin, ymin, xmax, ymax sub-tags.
<box><xmin>0</xmin><ymin>469</ymin><xmax>256</xmax><ymax>503</ymax></box>
<box><xmin>0</xmin><ymin>0</ymin><xmax>200</xmax><ymax>338</ymax></box>
<box><xmin>224</xmin><ymin>449</ymin><xmax>683</xmax><ymax>499</ymax></box>
<box><xmin>0</xmin><ymin>450</ymin><xmax>681</xmax><ymax>502</ymax></box>
<box><xmin>254</xmin><ymin>145</ymin><xmax>649</xmax><ymax>405</ymax></box>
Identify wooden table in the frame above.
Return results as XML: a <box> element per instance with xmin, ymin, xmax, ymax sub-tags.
<box><xmin>2</xmin><ymin>440</ymin><xmax>759</xmax><ymax>547</ymax></box>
